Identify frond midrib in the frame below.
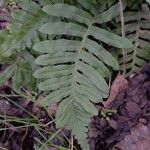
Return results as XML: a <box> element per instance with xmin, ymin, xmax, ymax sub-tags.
<box><xmin>71</xmin><ymin>21</ymin><xmax>93</xmax><ymax>97</ymax></box>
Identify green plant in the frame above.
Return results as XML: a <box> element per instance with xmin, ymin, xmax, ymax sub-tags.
<box><xmin>114</xmin><ymin>4</ymin><xmax>150</xmax><ymax>76</ymax></box>
<box><xmin>0</xmin><ymin>0</ymin><xmax>50</xmax><ymax>93</ymax></box>
<box><xmin>4</xmin><ymin>0</ymin><xmax>15</xmax><ymax>6</ymax></box>
<box><xmin>0</xmin><ymin>0</ymin><xmax>70</xmax><ymax>93</ymax></box>
<box><xmin>146</xmin><ymin>0</ymin><xmax>150</xmax><ymax>4</ymax></box>
<box><xmin>33</xmin><ymin>1</ymin><xmax>132</xmax><ymax>149</ymax></box>
<box><xmin>100</xmin><ymin>108</ymin><xmax>117</xmax><ymax>121</ymax></box>
<box><xmin>4</xmin><ymin>0</ymin><xmax>150</xmax><ymax>149</ymax></box>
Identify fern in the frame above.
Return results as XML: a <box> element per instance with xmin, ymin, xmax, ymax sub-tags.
<box><xmin>0</xmin><ymin>0</ymin><xmax>48</xmax><ymax>58</ymax></box>
<box><xmin>33</xmin><ymin>1</ymin><xmax>132</xmax><ymax>149</ymax></box>
<box><xmin>0</xmin><ymin>0</ymin><xmax>52</xmax><ymax>92</ymax></box>
<box><xmin>0</xmin><ymin>50</ymin><xmax>37</xmax><ymax>93</ymax></box>
<box><xmin>115</xmin><ymin>4</ymin><xmax>150</xmax><ymax>75</ymax></box>
<box><xmin>146</xmin><ymin>0</ymin><xmax>150</xmax><ymax>4</ymax></box>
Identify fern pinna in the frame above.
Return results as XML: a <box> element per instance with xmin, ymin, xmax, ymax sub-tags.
<box><xmin>115</xmin><ymin>4</ymin><xmax>150</xmax><ymax>76</ymax></box>
<box><xmin>33</xmin><ymin>1</ymin><xmax>132</xmax><ymax>149</ymax></box>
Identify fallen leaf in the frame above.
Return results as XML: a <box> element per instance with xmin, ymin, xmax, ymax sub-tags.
<box><xmin>126</xmin><ymin>102</ymin><xmax>141</xmax><ymax>114</ymax></box>
<box><xmin>116</xmin><ymin>123</ymin><xmax>150</xmax><ymax>150</ymax></box>
<box><xmin>108</xmin><ymin>119</ymin><xmax>118</xmax><ymax>129</ymax></box>
<box><xmin>103</xmin><ymin>73</ymin><xmax>128</xmax><ymax>108</ymax></box>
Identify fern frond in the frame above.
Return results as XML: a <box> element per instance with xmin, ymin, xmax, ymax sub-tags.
<box><xmin>0</xmin><ymin>0</ymin><xmax>48</xmax><ymax>58</ymax></box>
<box><xmin>0</xmin><ymin>0</ymin><xmax>52</xmax><ymax>92</ymax></box>
<box><xmin>146</xmin><ymin>0</ymin><xmax>150</xmax><ymax>4</ymax></box>
<box><xmin>33</xmin><ymin>2</ymin><xmax>132</xmax><ymax>149</ymax></box>
<box><xmin>115</xmin><ymin>4</ymin><xmax>150</xmax><ymax>75</ymax></box>
<box><xmin>0</xmin><ymin>51</ymin><xmax>36</xmax><ymax>93</ymax></box>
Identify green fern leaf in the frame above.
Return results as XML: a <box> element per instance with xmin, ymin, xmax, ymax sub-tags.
<box><xmin>12</xmin><ymin>55</ymin><xmax>37</xmax><ymax>93</ymax></box>
<box><xmin>115</xmin><ymin>4</ymin><xmax>150</xmax><ymax>75</ymax></box>
<box><xmin>146</xmin><ymin>0</ymin><xmax>150</xmax><ymax>4</ymax></box>
<box><xmin>0</xmin><ymin>64</ymin><xmax>16</xmax><ymax>86</ymax></box>
<box><xmin>33</xmin><ymin>2</ymin><xmax>132</xmax><ymax>149</ymax></box>
<box><xmin>0</xmin><ymin>57</ymin><xmax>36</xmax><ymax>93</ymax></box>
<box><xmin>0</xmin><ymin>0</ymin><xmax>52</xmax><ymax>58</ymax></box>
<box><xmin>0</xmin><ymin>0</ymin><xmax>50</xmax><ymax>92</ymax></box>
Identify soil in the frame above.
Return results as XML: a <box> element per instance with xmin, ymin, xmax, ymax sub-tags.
<box><xmin>89</xmin><ymin>63</ymin><xmax>150</xmax><ymax>150</ymax></box>
<box><xmin>0</xmin><ymin>5</ymin><xmax>11</xmax><ymax>30</ymax></box>
<box><xmin>0</xmin><ymin>81</ymin><xmax>70</xmax><ymax>150</ymax></box>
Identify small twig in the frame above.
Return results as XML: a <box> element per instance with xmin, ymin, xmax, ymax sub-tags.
<box><xmin>0</xmin><ymin>147</ymin><xmax>8</xmax><ymax>150</ymax></box>
<box><xmin>119</xmin><ymin>0</ymin><xmax>127</xmax><ymax>75</ymax></box>
<box><xmin>1</xmin><ymin>95</ymin><xmax>39</xmax><ymax>120</ymax></box>
<box><xmin>119</xmin><ymin>0</ymin><xmax>125</xmax><ymax>38</ymax></box>
<box><xmin>60</xmin><ymin>130</ymin><xmax>76</xmax><ymax>149</ymax></box>
<box><xmin>70</xmin><ymin>135</ymin><xmax>73</xmax><ymax>150</ymax></box>
<box><xmin>124</xmin><ymin>109</ymin><xmax>145</xmax><ymax>132</ymax></box>
<box><xmin>42</xmin><ymin>120</ymin><xmax>55</xmax><ymax>127</ymax></box>
<box><xmin>108</xmin><ymin>70</ymin><xmax>112</xmax><ymax>91</ymax></box>
<box><xmin>38</xmin><ymin>129</ymin><xmax>61</xmax><ymax>150</ymax></box>
<box><xmin>71</xmin><ymin>135</ymin><xmax>74</xmax><ymax>150</ymax></box>
<box><xmin>20</xmin><ymin>127</ymin><xmax>29</xmax><ymax>150</ymax></box>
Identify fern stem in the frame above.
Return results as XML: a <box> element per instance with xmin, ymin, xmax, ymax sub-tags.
<box><xmin>71</xmin><ymin>135</ymin><xmax>74</xmax><ymax>150</ymax></box>
<box><xmin>71</xmin><ymin>22</ymin><xmax>93</xmax><ymax>95</ymax></box>
<box><xmin>132</xmin><ymin>26</ymin><xmax>140</xmax><ymax>71</ymax></box>
<box><xmin>119</xmin><ymin>0</ymin><xmax>127</xmax><ymax>74</ymax></box>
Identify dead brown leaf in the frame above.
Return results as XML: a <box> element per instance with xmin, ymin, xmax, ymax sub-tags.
<box><xmin>116</xmin><ymin>123</ymin><xmax>150</xmax><ymax>150</ymax></box>
<box><xmin>103</xmin><ymin>73</ymin><xmax>128</xmax><ymax>108</ymax></box>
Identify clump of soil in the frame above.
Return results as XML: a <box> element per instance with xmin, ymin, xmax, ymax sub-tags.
<box><xmin>0</xmin><ymin>2</ymin><xmax>11</xmax><ymax>30</ymax></box>
<box><xmin>89</xmin><ymin>63</ymin><xmax>150</xmax><ymax>150</ymax></box>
